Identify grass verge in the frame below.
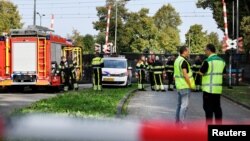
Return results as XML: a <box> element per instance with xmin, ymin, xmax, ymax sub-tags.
<box><xmin>15</xmin><ymin>85</ymin><xmax>137</xmax><ymax>118</ymax></box>
<box><xmin>223</xmin><ymin>85</ymin><xmax>250</xmax><ymax>108</ymax></box>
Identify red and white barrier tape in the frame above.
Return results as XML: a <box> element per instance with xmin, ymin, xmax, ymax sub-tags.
<box><xmin>1</xmin><ymin>114</ymin><xmax>249</xmax><ymax>141</ymax></box>
<box><xmin>0</xmin><ymin>114</ymin><xmax>208</xmax><ymax>141</ymax></box>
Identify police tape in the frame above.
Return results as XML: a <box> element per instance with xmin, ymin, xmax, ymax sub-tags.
<box><xmin>0</xmin><ymin>114</ymin><xmax>249</xmax><ymax>141</ymax></box>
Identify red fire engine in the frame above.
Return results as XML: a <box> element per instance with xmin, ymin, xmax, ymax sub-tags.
<box><xmin>0</xmin><ymin>25</ymin><xmax>82</xmax><ymax>91</ymax></box>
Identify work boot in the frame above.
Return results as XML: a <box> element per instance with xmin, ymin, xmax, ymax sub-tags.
<box><xmin>73</xmin><ymin>83</ymin><xmax>79</xmax><ymax>91</ymax></box>
<box><xmin>151</xmin><ymin>86</ymin><xmax>155</xmax><ymax>91</ymax></box>
<box><xmin>64</xmin><ymin>86</ymin><xmax>69</xmax><ymax>92</ymax></box>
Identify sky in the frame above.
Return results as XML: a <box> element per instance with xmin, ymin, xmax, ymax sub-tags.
<box><xmin>10</xmin><ymin>0</ymin><xmax>224</xmax><ymax>43</ymax></box>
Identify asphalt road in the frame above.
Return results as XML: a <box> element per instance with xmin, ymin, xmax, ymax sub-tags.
<box><xmin>0</xmin><ymin>84</ymin><xmax>92</xmax><ymax>118</ymax></box>
<box><xmin>126</xmin><ymin>86</ymin><xmax>250</xmax><ymax>124</ymax></box>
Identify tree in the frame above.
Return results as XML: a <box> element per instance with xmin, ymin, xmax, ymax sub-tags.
<box><xmin>185</xmin><ymin>24</ymin><xmax>208</xmax><ymax>54</ymax></box>
<box><xmin>197</xmin><ymin>0</ymin><xmax>250</xmax><ymax>39</ymax></box>
<box><xmin>70</xmin><ymin>29</ymin><xmax>84</xmax><ymax>47</ymax></box>
<box><xmin>157</xmin><ymin>27</ymin><xmax>180</xmax><ymax>54</ymax></box>
<box><xmin>83</xmin><ymin>34</ymin><xmax>95</xmax><ymax>54</ymax></box>
<box><xmin>93</xmin><ymin>0</ymin><xmax>129</xmax><ymax>52</ymax></box>
<box><xmin>0</xmin><ymin>1</ymin><xmax>22</xmax><ymax>33</ymax></box>
<box><xmin>93</xmin><ymin>1</ymin><xmax>182</xmax><ymax>53</ymax></box>
<box><xmin>95</xmin><ymin>32</ymin><xmax>106</xmax><ymax>45</ymax></box>
<box><xmin>153</xmin><ymin>4</ymin><xmax>182</xmax><ymax>30</ymax></box>
<box><xmin>69</xmin><ymin>29</ymin><xmax>85</xmax><ymax>54</ymax></box>
<box><xmin>207</xmin><ymin>32</ymin><xmax>222</xmax><ymax>53</ymax></box>
<box><xmin>240</xmin><ymin>16</ymin><xmax>250</xmax><ymax>49</ymax></box>
<box><xmin>120</xmin><ymin>8</ymin><xmax>160</xmax><ymax>53</ymax></box>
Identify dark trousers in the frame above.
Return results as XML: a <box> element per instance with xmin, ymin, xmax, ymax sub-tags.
<box><xmin>63</xmin><ymin>69</ymin><xmax>72</xmax><ymax>86</ymax></box>
<box><xmin>167</xmin><ymin>72</ymin><xmax>174</xmax><ymax>89</ymax></box>
<box><xmin>72</xmin><ymin>70</ymin><xmax>79</xmax><ymax>89</ymax></box>
<box><xmin>149</xmin><ymin>71</ymin><xmax>154</xmax><ymax>88</ymax></box>
<box><xmin>194</xmin><ymin>74</ymin><xmax>201</xmax><ymax>85</ymax></box>
<box><xmin>93</xmin><ymin>68</ymin><xmax>102</xmax><ymax>90</ymax></box>
<box><xmin>153</xmin><ymin>73</ymin><xmax>164</xmax><ymax>91</ymax></box>
<box><xmin>138</xmin><ymin>70</ymin><xmax>145</xmax><ymax>90</ymax></box>
<box><xmin>203</xmin><ymin>92</ymin><xmax>222</xmax><ymax>124</ymax></box>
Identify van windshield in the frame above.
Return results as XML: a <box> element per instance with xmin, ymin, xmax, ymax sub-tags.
<box><xmin>104</xmin><ymin>60</ymin><xmax>127</xmax><ymax>68</ymax></box>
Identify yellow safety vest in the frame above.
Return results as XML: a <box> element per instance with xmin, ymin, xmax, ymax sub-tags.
<box><xmin>174</xmin><ymin>56</ymin><xmax>195</xmax><ymax>90</ymax></box>
<box><xmin>202</xmin><ymin>54</ymin><xmax>225</xmax><ymax>94</ymax></box>
<box><xmin>91</xmin><ymin>57</ymin><xmax>104</xmax><ymax>68</ymax></box>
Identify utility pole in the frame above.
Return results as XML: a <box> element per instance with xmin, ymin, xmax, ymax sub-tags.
<box><xmin>33</xmin><ymin>0</ymin><xmax>36</xmax><ymax>25</ymax></box>
<box><xmin>188</xmin><ymin>33</ymin><xmax>191</xmax><ymax>55</ymax></box>
<box><xmin>114</xmin><ymin>0</ymin><xmax>130</xmax><ymax>54</ymax></box>
<box><xmin>236</xmin><ymin>0</ymin><xmax>239</xmax><ymax>42</ymax></box>
<box><xmin>114</xmin><ymin>0</ymin><xmax>118</xmax><ymax>54</ymax></box>
<box><xmin>37</xmin><ymin>12</ymin><xmax>45</xmax><ymax>26</ymax></box>
<box><xmin>232</xmin><ymin>1</ymin><xmax>235</xmax><ymax>39</ymax></box>
<box><xmin>236</xmin><ymin>0</ymin><xmax>239</xmax><ymax>85</ymax></box>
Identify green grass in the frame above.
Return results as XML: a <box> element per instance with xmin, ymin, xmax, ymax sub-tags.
<box><xmin>15</xmin><ymin>85</ymin><xmax>137</xmax><ymax>118</ymax></box>
<box><xmin>223</xmin><ymin>85</ymin><xmax>250</xmax><ymax>107</ymax></box>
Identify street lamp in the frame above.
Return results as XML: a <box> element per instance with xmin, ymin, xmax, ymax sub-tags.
<box><xmin>36</xmin><ymin>12</ymin><xmax>45</xmax><ymax>26</ymax></box>
<box><xmin>114</xmin><ymin>0</ymin><xmax>130</xmax><ymax>53</ymax></box>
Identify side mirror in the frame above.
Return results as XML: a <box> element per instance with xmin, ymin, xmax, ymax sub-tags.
<box><xmin>128</xmin><ymin>66</ymin><xmax>132</xmax><ymax>70</ymax></box>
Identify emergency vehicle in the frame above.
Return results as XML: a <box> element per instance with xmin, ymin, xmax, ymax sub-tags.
<box><xmin>102</xmin><ymin>55</ymin><xmax>132</xmax><ymax>86</ymax></box>
<box><xmin>0</xmin><ymin>25</ymin><xmax>82</xmax><ymax>91</ymax></box>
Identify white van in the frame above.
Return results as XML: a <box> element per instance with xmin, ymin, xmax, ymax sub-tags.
<box><xmin>102</xmin><ymin>56</ymin><xmax>132</xmax><ymax>86</ymax></box>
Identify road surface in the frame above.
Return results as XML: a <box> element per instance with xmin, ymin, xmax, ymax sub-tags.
<box><xmin>126</xmin><ymin>86</ymin><xmax>250</xmax><ymax>124</ymax></box>
<box><xmin>0</xmin><ymin>84</ymin><xmax>92</xmax><ymax>118</ymax></box>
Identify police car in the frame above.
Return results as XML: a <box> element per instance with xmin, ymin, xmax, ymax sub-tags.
<box><xmin>102</xmin><ymin>56</ymin><xmax>132</xmax><ymax>86</ymax></box>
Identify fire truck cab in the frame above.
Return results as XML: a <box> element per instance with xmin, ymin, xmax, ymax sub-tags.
<box><xmin>0</xmin><ymin>25</ymin><xmax>82</xmax><ymax>91</ymax></box>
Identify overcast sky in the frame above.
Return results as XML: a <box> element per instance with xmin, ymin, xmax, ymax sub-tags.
<box><xmin>10</xmin><ymin>0</ymin><xmax>224</xmax><ymax>43</ymax></box>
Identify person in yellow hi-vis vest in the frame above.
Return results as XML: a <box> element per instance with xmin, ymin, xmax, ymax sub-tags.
<box><xmin>198</xmin><ymin>44</ymin><xmax>226</xmax><ymax>125</ymax></box>
<box><xmin>91</xmin><ymin>52</ymin><xmax>104</xmax><ymax>91</ymax></box>
<box><xmin>174</xmin><ymin>46</ymin><xmax>195</xmax><ymax>128</ymax></box>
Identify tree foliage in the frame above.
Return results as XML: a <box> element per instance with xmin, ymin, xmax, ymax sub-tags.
<box><xmin>0</xmin><ymin>1</ymin><xmax>22</xmax><ymax>33</ymax></box>
<box><xmin>70</xmin><ymin>29</ymin><xmax>84</xmax><ymax>47</ymax></box>
<box><xmin>185</xmin><ymin>24</ymin><xmax>208</xmax><ymax>54</ymax></box>
<box><xmin>240</xmin><ymin>16</ymin><xmax>250</xmax><ymax>49</ymax></box>
<box><xmin>157</xmin><ymin>27</ymin><xmax>180</xmax><ymax>54</ymax></box>
<box><xmin>197</xmin><ymin>0</ymin><xmax>250</xmax><ymax>49</ymax></box>
<box><xmin>93</xmin><ymin>0</ymin><xmax>129</xmax><ymax>52</ymax></box>
<box><xmin>92</xmin><ymin>1</ymin><xmax>182</xmax><ymax>53</ymax></box>
<box><xmin>69</xmin><ymin>29</ymin><xmax>95</xmax><ymax>54</ymax></box>
<box><xmin>83</xmin><ymin>34</ymin><xmax>95</xmax><ymax>54</ymax></box>
<box><xmin>153</xmin><ymin>4</ymin><xmax>182</xmax><ymax>30</ymax></box>
<box><xmin>207</xmin><ymin>32</ymin><xmax>222</xmax><ymax>53</ymax></box>
<box><xmin>186</xmin><ymin>24</ymin><xmax>222</xmax><ymax>54</ymax></box>
<box><xmin>120</xmin><ymin>8</ymin><xmax>159</xmax><ymax>53</ymax></box>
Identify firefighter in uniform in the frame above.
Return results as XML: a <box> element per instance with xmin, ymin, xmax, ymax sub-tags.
<box><xmin>71</xmin><ymin>57</ymin><xmax>79</xmax><ymax>90</ymax></box>
<box><xmin>60</xmin><ymin>56</ymin><xmax>71</xmax><ymax>91</ymax></box>
<box><xmin>136</xmin><ymin>55</ymin><xmax>146</xmax><ymax>91</ymax></box>
<box><xmin>147</xmin><ymin>53</ymin><xmax>155</xmax><ymax>90</ymax></box>
<box><xmin>192</xmin><ymin>56</ymin><xmax>202</xmax><ymax>92</ymax></box>
<box><xmin>152</xmin><ymin>56</ymin><xmax>165</xmax><ymax>91</ymax></box>
<box><xmin>91</xmin><ymin>52</ymin><xmax>104</xmax><ymax>91</ymax></box>
<box><xmin>199</xmin><ymin>44</ymin><xmax>226</xmax><ymax>124</ymax></box>
<box><xmin>165</xmin><ymin>55</ymin><xmax>175</xmax><ymax>91</ymax></box>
